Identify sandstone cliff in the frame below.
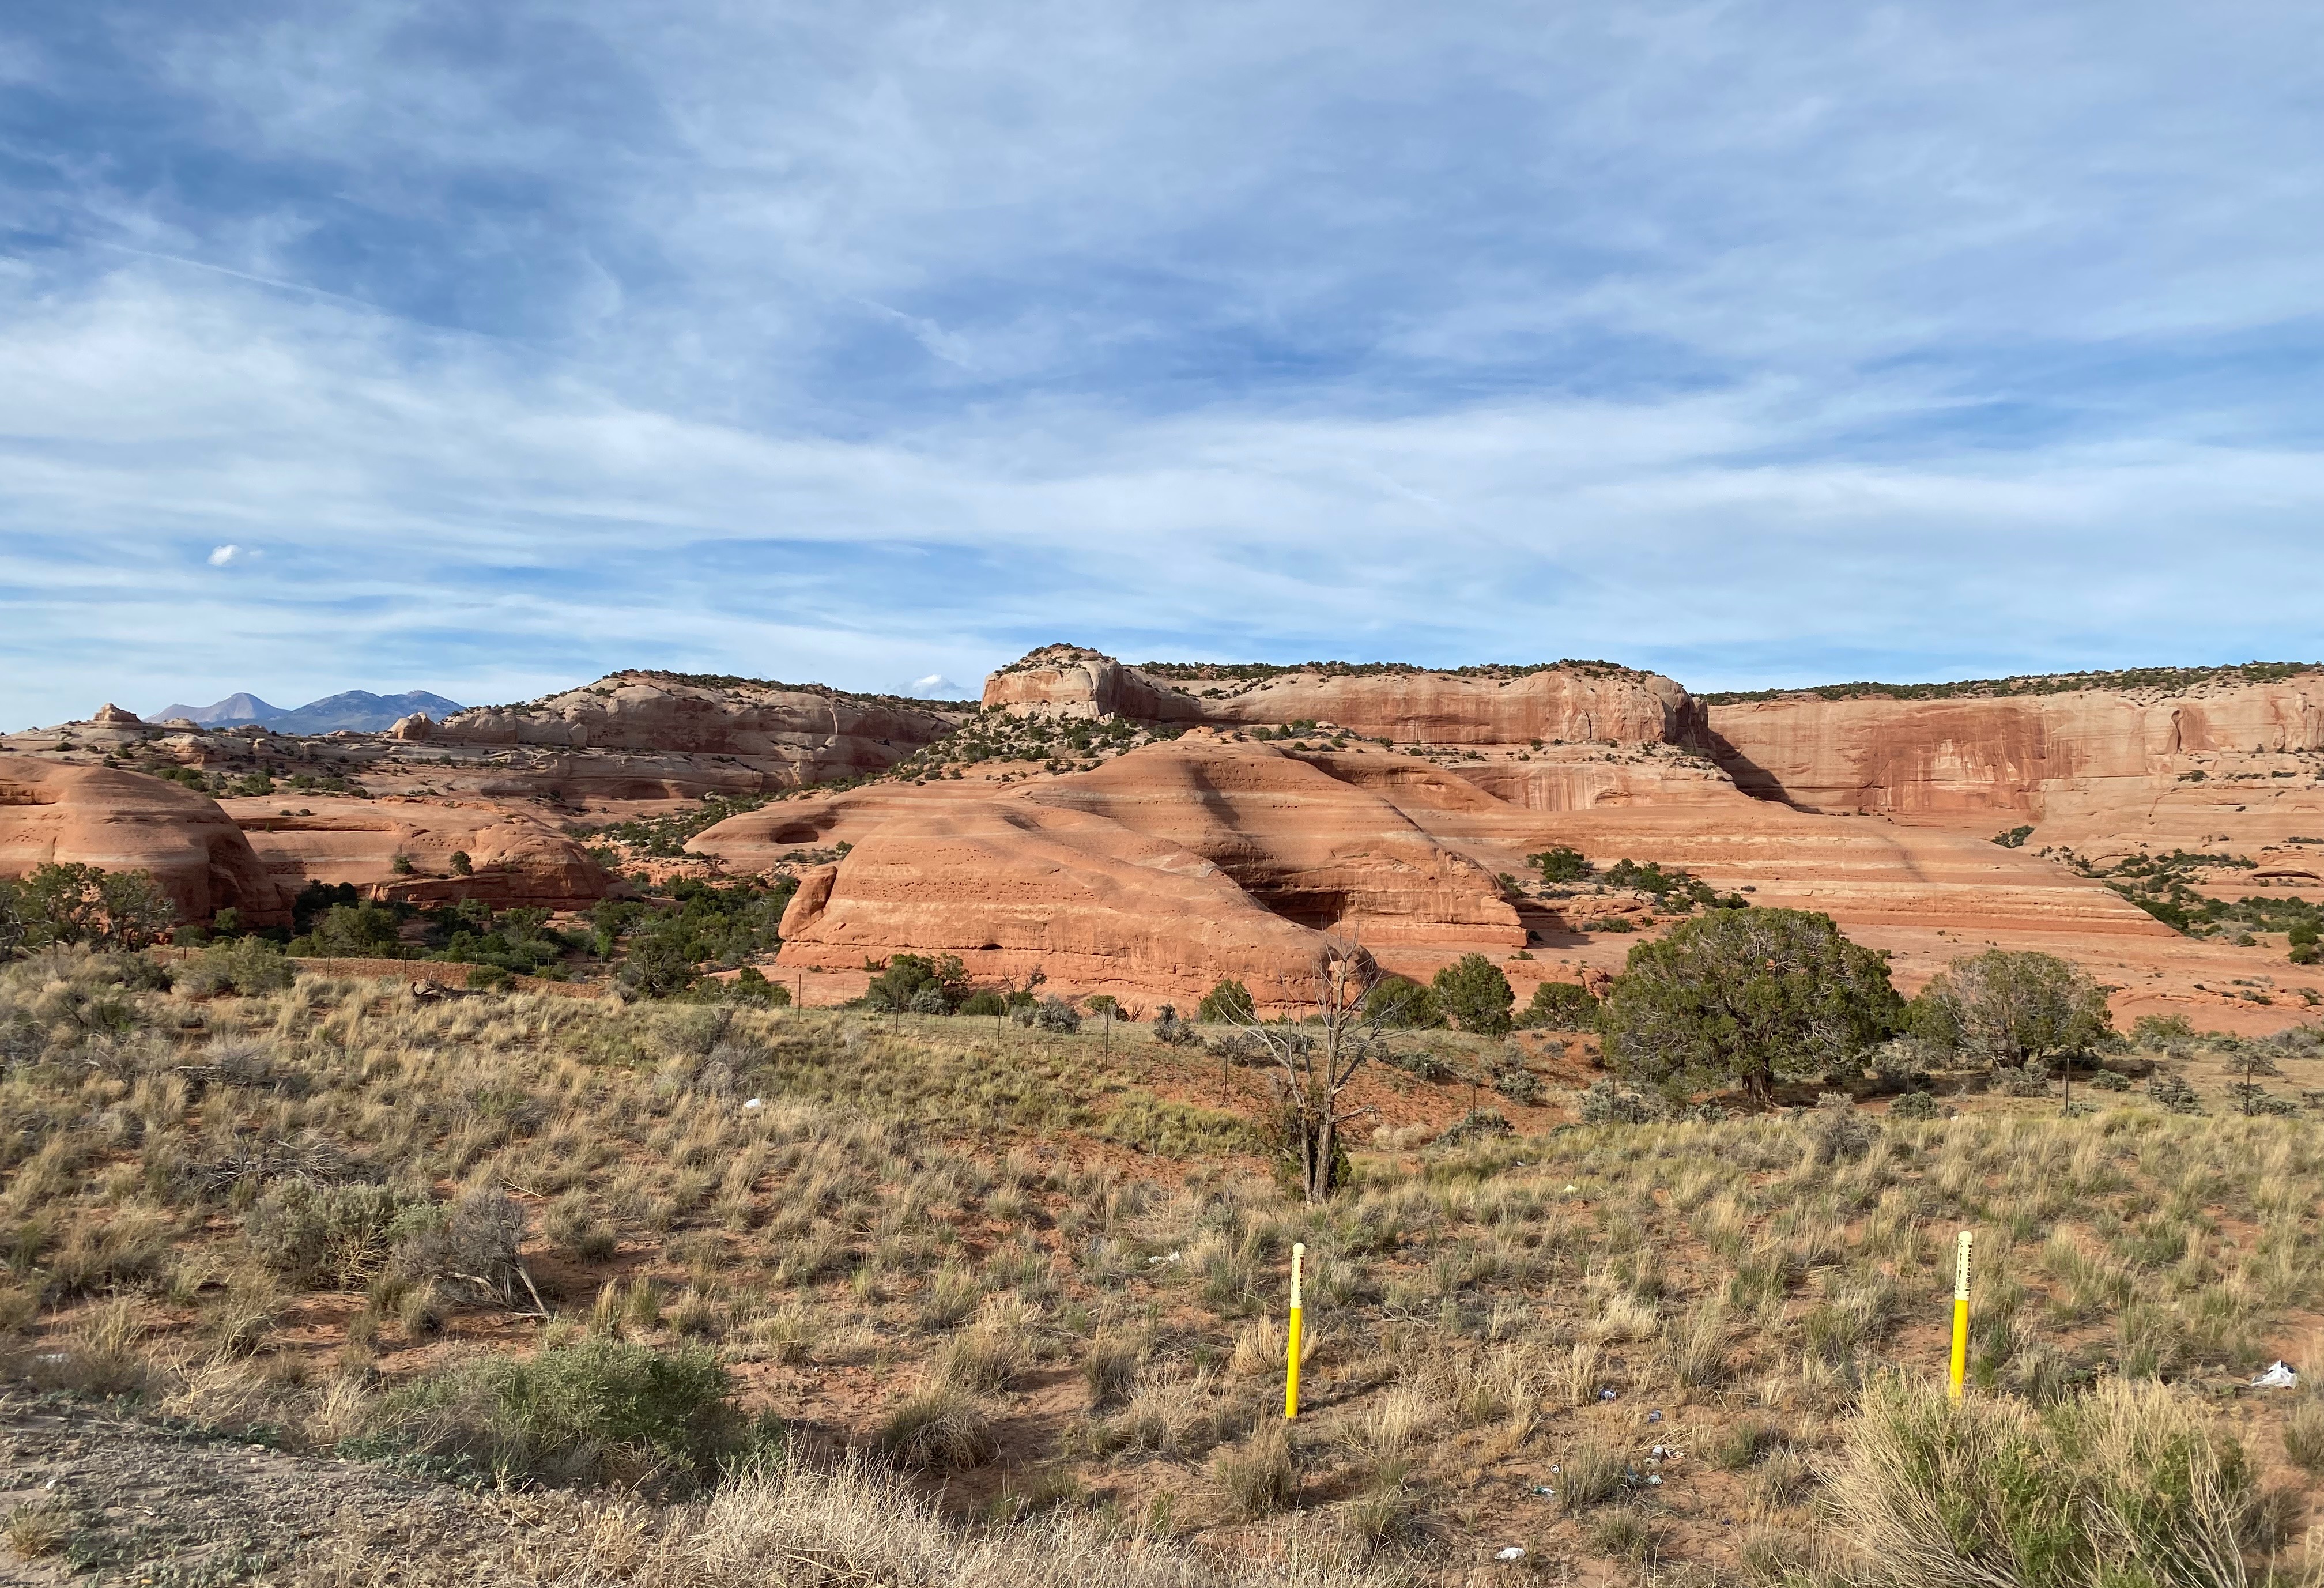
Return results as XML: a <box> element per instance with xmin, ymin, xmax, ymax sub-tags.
<box><xmin>440</xmin><ymin>672</ymin><xmax>964</xmax><ymax>787</ymax></box>
<box><xmin>982</xmin><ymin>646</ymin><xmax>1707</xmax><ymax>746</ymax></box>
<box><xmin>0</xmin><ymin>756</ymin><xmax>289</xmax><ymax>926</ymax></box>
<box><xmin>1707</xmin><ymin>670</ymin><xmax>2324</xmax><ymax>856</ymax></box>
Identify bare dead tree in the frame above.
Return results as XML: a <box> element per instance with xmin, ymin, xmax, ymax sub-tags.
<box><xmin>1222</xmin><ymin>933</ymin><xmax>1397</xmax><ymax>1202</ymax></box>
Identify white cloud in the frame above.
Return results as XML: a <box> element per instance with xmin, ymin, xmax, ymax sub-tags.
<box><xmin>3</xmin><ymin>1</ymin><xmax>2322</xmax><ymax>727</ymax></box>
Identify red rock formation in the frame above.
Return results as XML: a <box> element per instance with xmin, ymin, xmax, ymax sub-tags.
<box><xmin>981</xmin><ymin>647</ymin><xmax>1707</xmax><ymax>746</ymax></box>
<box><xmin>1022</xmin><ymin>736</ymin><xmax>1523</xmax><ymax>945</ymax></box>
<box><xmin>227</xmin><ymin>797</ymin><xmax>612</xmax><ymax>908</ymax></box>
<box><xmin>0</xmin><ymin>756</ymin><xmax>289</xmax><ymax>925</ymax></box>
<box><xmin>769</xmin><ymin>798</ymin><xmax>1331</xmax><ymax>1008</ymax></box>
<box><xmin>700</xmin><ymin>737</ymin><xmax>1526</xmax><ymax>1004</ymax></box>
<box><xmin>441</xmin><ymin>671</ymin><xmax>964</xmax><ymax>787</ymax></box>
<box><xmin>1707</xmin><ymin>673</ymin><xmax>2324</xmax><ymax>857</ymax></box>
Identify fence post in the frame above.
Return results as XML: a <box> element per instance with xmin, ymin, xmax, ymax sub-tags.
<box><xmin>1285</xmin><ymin>1242</ymin><xmax>1304</xmax><ymax>1419</ymax></box>
<box><xmin>1949</xmin><ymin>1229</ymin><xmax>1973</xmax><ymax>1400</ymax></box>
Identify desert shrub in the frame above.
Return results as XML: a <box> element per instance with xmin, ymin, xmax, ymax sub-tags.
<box><xmin>1437</xmin><ymin>1107</ymin><xmax>1512</xmax><ymax>1145</ymax></box>
<box><xmin>1362</xmin><ymin>975</ymin><xmax>1443</xmax><ymax>1028</ymax></box>
<box><xmin>1830</xmin><ymin>1373</ymin><xmax>2272</xmax><ymax>1588</ymax></box>
<box><xmin>288</xmin><ymin>901</ymin><xmax>406</xmax><ymax>959</ymax></box>
<box><xmin>1599</xmin><ymin>908</ymin><xmax>1902</xmax><ymax>1106</ymax></box>
<box><xmin>2130</xmin><ymin>1013</ymin><xmax>2198</xmax><ymax>1048</ymax></box>
<box><xmin>959</xmin><ymin>989</ymin><xmax>1008</xmax><ymax>1019</ymax></box>
<box><xmin>246</xmin><ymin>1182</ymin><xmax>425</xmax><ymax>1288</ymax></box>
<box><xmin>718</xmin><ymin>966</ymin><xmax>786</xmax><ymax>1006</ymax></box>
<box><xmin>178</xmin><ymin>936</ymin><xmax>295</xmax><ymax>997</ymax></box>
<box><xmin>448</xmin><ymin>851</ymin><xmax>473</xmax><ymax>876</ymax></box>
<box><xmin>1150</xmin><ymin>1002</ymin><xmax>1198</xmax><ymax>1043</ymax></box>
<box><xmin>1809</xmin><ymin>1093</ymin><xmax>1875</xmax><ymax>1163</ymax></box>
<box><xmin>1890</xmin><ymin>1090</ymin><xmax>1940</xmax><ymax>1121</ymax></box>
<box><xmin>878</xmin><ymin>1385</ymin><xmax>997</xmax><ymax>1469</ymax></box>
<box><xmin>2085</xmin><ymin>1068</ymin><xmax>2131</xmax><ymax>1092</ymax></box>
<box><xmin>1199</xmin><ymin>979</ymin><xmax>1255</xmax><ymax>1023</ymax></box>
<box><xmin>1579</xmin><ymin>1080</ymin><xmax>1659</xmax><ymax>1125</ymax></box>
<box><xmin>1431</xmin><ymin>954</ymin><xmax>1514</xmax><ymax>1036</ymax></box>
<box><xmin>388</xmin><ymin>1187</ymin><xmax>530</xmax><ymax>1305</ymax></box>
<box><xmin>6</xmin><ymin>862</ymin><xmax>177</xmax><ymax>951</ymax></box>
<box><xmin>1033</xmin><ymin>996</ymin><xmax>1082</xmax><ymax>1033</ymax></box>
<box><xmin>1990</xmin><ymin>1060</ymin><xmax>2051</xmax><ymax>1096</ymax></box>
<box><xmin>1527</xmin><ymin>846</ymin><xmax>1594</xmax><ymax>883</ymax></box>
<box><xmin>1517</xmin><ymin>979</ymin><xmax>1599</xmax><ymax>1030</ymax></box>
<box><xmin>865</xmin><ymin>953</ymin><xmax>968</xmax><ymax>1013</ymax></box>
<box><xmin>2148</xmin><ymin>1072</ymin><xmax>2202</xmax><ymax>1114</ymax></box>
<box><xmin>1907</xmin><ymin>949</ymin><xmax>2113</xmax><ymax>1070</ymax></box>
<box><xmin>1490</xmin><ymin>1060</ymin><xmax>1542</xmax><ymax>1105</ymax></box>
<box><xmin>360</xmin><ymin>1338</ymin><xmax>740</xmax><ymax>1490</ymax></box>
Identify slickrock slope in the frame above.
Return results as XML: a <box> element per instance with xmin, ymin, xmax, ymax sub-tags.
<box><xmin>1022</xmin><ymin>735</ymin><xmax>1522</xmax><ymax>944</ymax></box>
<box><xmin>225</xmin><ymin>798</ymin><xmax>613</xmax><ymax>908</ymax></box>
<box><xmin>984</xmin><ymin>645</ymin><xmax>1707</xmax><ymax>746</ymax></box>
<box><xmin>1708</xmin><ymin>670</ymin><xmax>2324</xmax><ymax>857</ymax></box>
<box><xmin>0</xmin><ymin>756</ymin><xmax>289</xmax><ymax>925</ymax></box>
<box><xmin>440</xmin><ymin>672</ymin><xmax>963</xmax><ymax>786</ymax></box>
<box><xmin>708</xmin><ymin>737</ymin><xmax>1524</xmax><ymax>1005</ymax></box>
<box><xmin>772</xmin><ymin>799</ymin><xmax>1331</xmax><ymax>1006</ymax></box>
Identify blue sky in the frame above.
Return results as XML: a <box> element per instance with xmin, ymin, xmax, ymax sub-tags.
<box><xmin>3</xmin><ymin>1</ymin><xmax>2321</xmax><ymax>726</ymax></box>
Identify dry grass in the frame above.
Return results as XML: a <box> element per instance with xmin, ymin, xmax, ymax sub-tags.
<box><xmin>3</xmin><ymin>1500</ymin><xmax>69</xmax><ymax>1561</ymax></box>
<box><xmin>4</xmin><ymin>949</ymin><xmax>2322</xmax><ymax>1582</ymax></box>
<box><xmin>1210</xmin><ymin>1419</ymin><xmax>1294</xmax><ymax>1519</ymax></box>
<box><xmin>1825</xmin><ymin>1373</ymin><xmax>2265</xmax><ymax>1587</ymax></box>
<box><xmin>876</xmin><ymin>1385</ymin><xmax>997</xmax><ymax>1470</ymax></box>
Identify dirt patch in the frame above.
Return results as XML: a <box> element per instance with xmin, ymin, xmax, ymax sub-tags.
<box><xmin>0</xmin><ymin>1390</ymin><xmax>523</xmax><ymax>1586</ymax></box>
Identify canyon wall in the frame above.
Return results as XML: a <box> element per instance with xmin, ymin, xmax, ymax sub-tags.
<box><xmin>983</xmin><ymin>646</ymin><xmax>1708</xmax><ymax>747</ymax></box>
<box><xmin>1707</xmin><ymin>673</ymin><xmax>2324</xmax><ymax>854</ymax></box>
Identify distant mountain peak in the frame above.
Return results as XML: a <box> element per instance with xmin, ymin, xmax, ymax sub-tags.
<box><xmin>148</xmin><ymin>689</ymin><xmax>463</xmax><ymax>734</ymax></box>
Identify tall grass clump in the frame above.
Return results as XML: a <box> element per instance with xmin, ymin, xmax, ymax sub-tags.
<box><xmin>1827</xmin><ymin>1373</ymin><xmax>2270</xmax><ymax>1587</ymax></box>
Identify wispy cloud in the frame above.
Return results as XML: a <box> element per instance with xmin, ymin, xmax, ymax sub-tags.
<box><xmin>1</xmin><ymin>1</ymin><xmax>2320</xmax><ymax>726</ymax></box>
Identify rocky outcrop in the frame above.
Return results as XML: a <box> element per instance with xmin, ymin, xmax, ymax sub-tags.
<box><xmin>980</xmin><ymin>646</ymin><xmax>1206</xmax><ymax>724</ymax></box>
<box><xmin>699</xmin><ymin>737</ymin><xmax>1526</xmax><ymax>1004</ymax></box>
<box><xmin>440</xmin><ymin>672</ymin><xmax>963</xmax><ymax>786</ymax></box>
<box><xmin>768</xmin><ymin>798</ymin><xmax>1332</xmax><ymax>1008</ymax></box>
<box><xmin>388</xmin><ymin>714</ymin><xmax>433</xmax><ymax>742</ymax></box>
<box><xmin>227</xmin><ymin>798</ymin><xmax>613</xmax><ymax>908</ymax></box>
<box><xmin>1707</xmin><ymin>673</ymin><xmax>2324</xmax><ymax>855</ymax></box>
<box><xmin>0</xmin><ymin>756</ymin><xmax>289</xmax><ymax>925</ymax></box>
<box><xmin>982</xmin><ymin>647</ymin><xmax>1708</xmax><ymax>747</ymax></box>
<box><xmin>1022</xmin><ymin>737</ymin><xmax>1523</xmax><ymax>944</ymax></box>
<box><xmin>92</xmin><ymin>704</ymin><xmax>144</xmax><ymax>726</ymax></box>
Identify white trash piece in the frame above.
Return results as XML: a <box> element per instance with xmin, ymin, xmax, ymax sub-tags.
<box><xmin>2253</xmin><ymin>1361</ymin><xmax>2299</xmax><ymax>1389</ymax></box>
<box><xmin>741</xmin><ymin>1097</ymin><xmax>764</xmax><ymax>1111</ymax></box>
<box><xmin>1495</xmin><ymin>1546</ymin><xmax>1526</xmax><ymax>1562</ymax></box>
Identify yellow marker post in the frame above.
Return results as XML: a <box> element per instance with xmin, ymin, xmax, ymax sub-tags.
<box><xmin>1285</xmin><ymin>1242</ymin><xmax>1305</xmax><ymax>1420</ymax></box>
<box><xmin>1948</xmin><ymin>1229</ymin><xmax>1974</xmax><ymax>1400</ymax></box>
